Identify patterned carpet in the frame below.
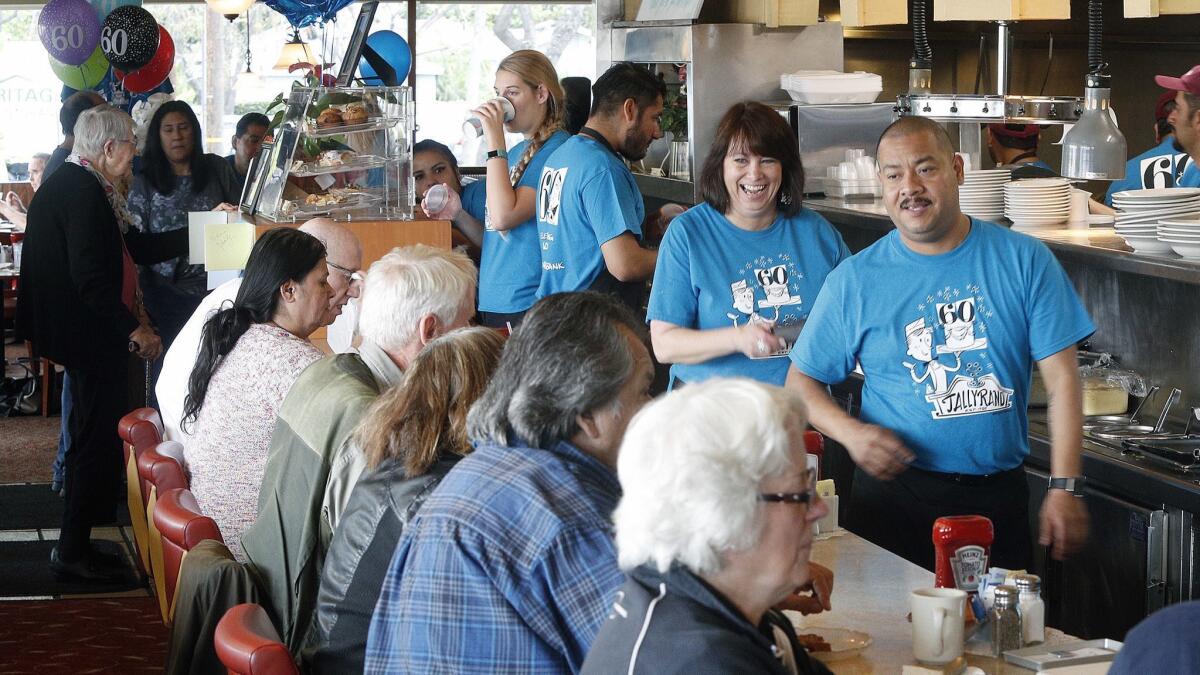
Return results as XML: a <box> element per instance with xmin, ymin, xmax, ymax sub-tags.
<box><xmin>0</xmin><ymin>597</ymin><xmax>168</xmax><ymax>674</ymax></box>
<box><xmin>0</xmin><ymin>415</ymin><xmax>59</xmax><ymax>484</ymax></box>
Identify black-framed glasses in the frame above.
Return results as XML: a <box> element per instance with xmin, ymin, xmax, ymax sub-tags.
<box><xmin>758</xmin><ymin>488</ymin><xmax>816</xmax><ymax>506</ymax></box>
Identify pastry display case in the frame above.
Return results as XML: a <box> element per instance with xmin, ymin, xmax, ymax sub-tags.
<box><xmin>243</xmin><ymin>85</ymin><xmax>415</xmax><ymax>222</ymax></box>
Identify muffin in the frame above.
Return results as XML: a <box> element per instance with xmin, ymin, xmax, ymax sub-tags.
<box><xmin>317</xmin><ymin>108</ymin><xmax>344</xmax><ymax>128</ymax></box>
<box><xmin>342</xmin><ymin>102</ymin><xmax>368</xmax><ymax>125</ymax></box>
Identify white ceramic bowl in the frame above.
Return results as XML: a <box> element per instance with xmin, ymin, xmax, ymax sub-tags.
<box><xmin>1168</xmin><ymin>241</ymin><xmax>1200</xmax><ymax>258</ymax></box>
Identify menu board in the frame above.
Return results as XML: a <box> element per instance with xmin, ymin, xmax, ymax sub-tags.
<box><xmin>635</xmin><ymin>0</ymin><xmax>704</xmax><ymax>22</ymax></box>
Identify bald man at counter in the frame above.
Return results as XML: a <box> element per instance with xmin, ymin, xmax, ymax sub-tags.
<box><xmin>156</xmin><ymin>218</ymin><xmax>364</xmax><ymax>442</ymax></box>
<box><xmin>786</xmin><ymin>116</ymin><xmax>1094</xmax><ymax>572</ymax></box>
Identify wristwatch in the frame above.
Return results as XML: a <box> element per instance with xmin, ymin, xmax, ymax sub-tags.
<box><xmin>1048</xmin><ymin>476</ymin><xmax>1086</xmax><ymax>496</ymax></box>
<box><xmin>486</xmin><ymin>148</ymin><xmax>508</xmax><ymax>161</ymax></box>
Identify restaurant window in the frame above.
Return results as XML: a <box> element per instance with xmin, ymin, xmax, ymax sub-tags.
<box><xmin>0</xmin><ymin>2</ymin><xmax>594</xmax><ymax>176</ymax></box>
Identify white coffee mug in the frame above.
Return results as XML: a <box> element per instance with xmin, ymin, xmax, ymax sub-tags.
<box><xmin>911</xmin><ymin>587</ymin><xmax>967</xmax><ymax>665</ymax></box>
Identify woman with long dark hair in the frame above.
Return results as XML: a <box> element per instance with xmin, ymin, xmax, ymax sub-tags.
<box><xmin>182</xmin><ymin>227</ymin><xmax>331</xmax><ymax>560</ymax></box>
<box><xmin>311</xmin><ymin>327</ymin><xmax>506</xmax><ymax>674</ymax></box>
<box><xmin>128</xmin><ymin>100</ymin><xmax>242</xmax><ymax>352</ymax></box>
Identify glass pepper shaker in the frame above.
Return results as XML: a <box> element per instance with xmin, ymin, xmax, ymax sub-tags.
<box><xmin>990</xmin><ymin>585</ymin><xmax>1023</xmax><ymax>658</ymax></box>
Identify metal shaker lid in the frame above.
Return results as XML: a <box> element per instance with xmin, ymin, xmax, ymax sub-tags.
<box><xmin>993</xmin><ymin>584</ymin><xmax>1020</xmax><ymax>607</ymax></box>
<box><xmin>1014</xmin><ymin>574</ymin><xmax>1041</xmax><ymax>593</ymax></box>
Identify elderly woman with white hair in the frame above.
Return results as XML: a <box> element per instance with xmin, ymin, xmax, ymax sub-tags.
<box><xmin>582</xmin><ymin>378</ymin><xmax>835</xmax><ymax>675</ymax></box>
<box><xmin>17</xmin><ymin>104</ymin><xmax>188</xmax><ymax>583</ymax></box>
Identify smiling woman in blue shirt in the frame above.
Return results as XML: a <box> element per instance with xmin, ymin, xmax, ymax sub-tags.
<box><xmin>646</xmin><ymin>102</ymin><xmax>849</xmax><ymax>388</ymax></box>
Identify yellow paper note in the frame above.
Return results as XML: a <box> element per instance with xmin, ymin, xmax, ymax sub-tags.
<box><xmin>204</xmin><ymin>222</ymin><xmax>255</xmax><ymax>271</ymax></box>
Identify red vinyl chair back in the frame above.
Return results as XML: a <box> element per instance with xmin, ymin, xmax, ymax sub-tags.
<box><xmin>804</xmin><ymin>430</ymin><xmax>825</xmax><ymax>479</ymax></box>
<box><xmin>118</xmin><ymin>408</ymin><xmax>163</xmax><ymax>575</ymax></box>
<box><xmin>154</xmin><ymin>487</ymin><xmax>223</xmax><ymax>620</ymax></box>
<box><xmin>216</xmin><ymin>604</ymin><xmax>299</xmax><ymax>675</ymax></box>
<box><xmin>138</xmin><ymin>441</ymin><xmax>188</xmax><ymax>624</ymax></box>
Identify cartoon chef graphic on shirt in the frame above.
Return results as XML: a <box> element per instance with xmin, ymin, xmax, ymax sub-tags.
<box><xmin>726</xmin><ymin>260</ymin><xmax>805</xmax><ymax>359</ymax></box>
<box><xmin>903</xmin><ymin>290</ymin><xmax>1014</xmax><ymax>419</ymax></box>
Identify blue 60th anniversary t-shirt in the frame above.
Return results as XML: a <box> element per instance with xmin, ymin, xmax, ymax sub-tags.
<box><xmin>647</xmin><ymin>202</ymin><xmax>850</xmax><ymax>386</ymax></box>
<box><xmin>535</xmin><ymin>134</ymin><xmax>644</xmax><ymax>299</ymax></box>
<box><xmin>478</xmin><ymin>129</ymin><xmax>570</xmax><ymax>314</ymax></box>
<box><xmin>790</xmin><ymin>219</ymin><xmax>1094</xmax><ymax>475</ymax></box>
<box><xmin>1104</xmin><ymin>137</ymin><xmax>1196</xmax><ymax>205</ymax></box>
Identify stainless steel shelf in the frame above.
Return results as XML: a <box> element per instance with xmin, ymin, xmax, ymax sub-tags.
<box><xmin>808</xmin><ymin>197</ymin><xmax>1200</xmax><ymax>287</ymax></box>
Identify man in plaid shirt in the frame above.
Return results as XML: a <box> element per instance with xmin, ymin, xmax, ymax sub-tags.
<box><xmin>365</xmin><ymin>292</ymin><xmax>655</xmax><ymax>674</ymax></box>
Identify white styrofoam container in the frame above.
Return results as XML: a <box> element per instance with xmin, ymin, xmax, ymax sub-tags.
<box><xmin>781</xmin><ymin>70</ymin><xmax>883</xmax><ymax>104</ymax></box>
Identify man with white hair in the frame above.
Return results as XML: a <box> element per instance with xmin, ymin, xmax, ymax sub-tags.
<box><xmin>243</xmin><ymin>243</ymin><xmax>477</xmax><ymax>655</ymax></box>
<box><xmin>156</xmin><ymin>217</ymin><xmax>364</xmax><ymax>442</ymax></box>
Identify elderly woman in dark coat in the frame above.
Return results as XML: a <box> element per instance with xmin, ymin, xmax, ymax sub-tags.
<box><xmin>17</xmin><ymin>105</ymin><xmax>184</xmax><ymax>582</ymax></box>
<box><xmin>582</xmin><ymin>378</ymin><xmax>835</xmax><ymax>675</ymax></box>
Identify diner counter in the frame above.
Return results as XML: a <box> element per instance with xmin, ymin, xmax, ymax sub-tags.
<box><xmin>806</xmin><ymin>197</ymin><xmax>1200</xmax><ymax>287</ymax></box>
<box><xmin>805</xmin><ymin>531</ymin><xmax>1081</xmax><ymax>674</ymax></box>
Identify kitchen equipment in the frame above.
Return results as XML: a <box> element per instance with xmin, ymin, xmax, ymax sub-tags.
<box><xmin>1083</xmin><ymin>385</ymin><xmax>1158</xmax><ymax>430</ymax></box>
<box><xmin>1090</xmin><ymin>387</ymin><xmax>1180</xmax><ymax>439</ymax></box>
<box><xmin>1081</xmin><ymin>377</ymin><xmax>1129</xmax><ymax>416</ymax></box>
<box><xmin>780</xmin><ymin>70</ymin><xmax>882</xmax><ymax>104</ymax></box>
<box><xmin>609</xmin><ymin>21</ymin><xmax>844</xmax><ymax>205</ymax></box>
<box><xmin>1122</xmin><ymin>437</ymin><xmax>1200</xmax><ymax>474</ymax></box>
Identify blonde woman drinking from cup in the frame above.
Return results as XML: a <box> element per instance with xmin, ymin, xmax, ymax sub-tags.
<box><xmin>470</xmin><ymin>49</ymin><xmax>570</xmax><ymax>328</ymax></box>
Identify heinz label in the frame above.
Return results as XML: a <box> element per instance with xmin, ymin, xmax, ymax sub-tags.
<box><xmin>950</xmin><ymin>545</ymin><xmax>988</xmax><ymax>591</ymax></box>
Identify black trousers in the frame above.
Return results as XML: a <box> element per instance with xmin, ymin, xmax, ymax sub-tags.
<box><xmin>477</xmin><ymin>310</ymin><xmax>526</xmax><ymax>331</ymax></box>
<box><xmin>60</xmin><ymin>356</ymin><xmax>129</xmax><ymax>561</ymax></box>
<box><xmin>846</xmin><ymin>464</ymin><xmax>1032</xmax><ymax>573</ymax></box>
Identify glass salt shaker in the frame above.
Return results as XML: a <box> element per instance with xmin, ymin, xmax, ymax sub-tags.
<box><xmin>1015</xmin><ymin>574</ymin><xmax>1045</xmax><ymax>645</ymax></box>
<box><xmin>990</xmin><ymin>585</ymin><xmax>1023</xmax><ymax>658</ymax></box>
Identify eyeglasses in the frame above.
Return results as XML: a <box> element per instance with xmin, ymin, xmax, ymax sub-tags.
<box><xmin>758</xmin><ymin>488</ymin><xmax>816</xmax><ymax>506</ymax></box>
<box><xmin>327</xmin><ymin>260</ymin><xmax>363</xmax><ymax>283</ymax></box>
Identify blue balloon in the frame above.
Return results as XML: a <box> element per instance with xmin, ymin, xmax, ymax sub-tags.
<box><xmin>261</xmin><ymin>0</ymin><xmax>355</xmax><ymax>28</ymax></box>
<box><xmin>358</xmin><ymin>30</ymin><xmax>410</xmax><ymax>86</ymax></box>
<box><xmin>89</xmin><ymin>0</ymin><xmax>141</xmax><ymax>23</ymax></box>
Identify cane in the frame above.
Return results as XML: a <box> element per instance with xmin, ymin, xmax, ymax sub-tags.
<box><xmin>128</xmin><ymin>340</ymin><xmax>150</xmax><ymax>407</ymax></box>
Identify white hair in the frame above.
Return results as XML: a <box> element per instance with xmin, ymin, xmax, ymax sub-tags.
<box><xmin>357</xmin><ymin>244</ymin><xmax>477</xmax><ymax>352</ymax></box>
<box><xmin>72</xmin><ymin>105</ymin><xmax>135</xmax><ymax>161</ymax></box>
<box><xmin>614</xmin><ymin>378</ymin><xmax>808</xmax><ymax>575</ymax></box>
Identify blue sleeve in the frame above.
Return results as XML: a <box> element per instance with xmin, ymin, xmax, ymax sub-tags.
<box><xmin>645</xmin><ymin>220</ymin><xmax>697</xmax><ymax>327</ymax></box>
<box><xmin>517</xmin><ymin>134</ymin><xmax>566</xmax><ymax>191</ymax></box>
<box><xmin>581</xmin><ymin>169</ymin><xmax>642</xmax><ymax>245</ymax></box>
<box><xmin>461</xmin><ymin>180</ymin><xmax>487</xmax><ymax>222</ymax></box>
<box><xmin>788</xmin><ymin>267</ymin><xmax>857</xmax><ymax>384</ymax></box>
<box><xmin>1104</xmin><ymin>159</ymin><xmax>1138</xmax><ymax>206</ymax></box>
<box><xmin>811</xmin><ymin>208</ymin><xmax>852</xmax><ymax>263</ymax></box>
<box><xmin>1024</xmin><ymin>242</ymin><xmax>1095</xmax><ymax>361</ymax></box>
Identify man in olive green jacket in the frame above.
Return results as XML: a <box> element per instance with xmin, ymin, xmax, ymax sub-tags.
<box><xmin>241</xmin><ymin>244</ymin><xmax>477</xmax><ymax>653</ymax></box>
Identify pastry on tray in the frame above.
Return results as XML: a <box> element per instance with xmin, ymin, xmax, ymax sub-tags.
<box><xmin>316</xmin><ymin>108</ymin><xmax>344</xmax><ymax>128</ymax></box>
<box><xmin>342</xmin><ymin>102</ymin><xmax>369</xmax><ymax>125</ymax></box>
<box><xmin>317</xmin><ymin>150</ymin><xmax>356</xmax><ymax>167</ymax></box>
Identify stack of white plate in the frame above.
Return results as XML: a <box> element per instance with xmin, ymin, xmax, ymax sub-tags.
<box><xmin>959</xmin><ymin>169</ymin><xmax>1010</xmax><ymax>221</ymax></box>
<box><xmin>1157</xmin><ymin>218</ymin><xmax>1200</xmax><ymax>259</ymax></box>
<box><xmin>1004</xmin><ymin>178</ymin><xmax>1071</xmax><ymax>229</ymax></box>
<box><xmin>1112</xmin><ymin>188</ymin><xmax>1200</xmax><ymax>254</ymax></box>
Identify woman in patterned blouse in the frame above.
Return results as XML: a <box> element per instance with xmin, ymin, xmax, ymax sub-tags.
<box><xmin>181</xmin><ymin>227</ymin><xmax>332</xmax><ymax>560</ymax></box>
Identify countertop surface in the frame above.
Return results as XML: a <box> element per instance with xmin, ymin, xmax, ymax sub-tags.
<box><xmin>807</xmin><ymin>197</ymin><xmax>1200</xmax><ymax>286</ymax></box>
<box><xmin>805</xmin><ymin>531</ymin><xmax>1079</xmax><ymax>674</ymax></box>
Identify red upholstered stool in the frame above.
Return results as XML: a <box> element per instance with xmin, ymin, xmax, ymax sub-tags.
<box><xmin>118</xmin><ymin>408</ymin><xmax>164</xmax><ymax>576</ymax></box>
<box><xmin>154</xmin><ymin>487</ymin><xmax>223</xmax><ymax>623</ymax></box>
<box><xmin>216</xmin><ymin>604</ymin><xmax>298</xmax><ymax>675</ymax></box>
<box><xmin>138</xmin><ymin>441</ymin><xmax>188</xmax><ymax>624</ymax></box>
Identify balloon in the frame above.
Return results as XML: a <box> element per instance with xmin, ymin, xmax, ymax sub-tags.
<box><xmin>261</xmin><ymin>0</ymin><xmax>355</xmax><ymax>29</ymax></box>
<box><xmin>39</xmin><ymin>0</ymin><xmax>102</xmax><ymax>66</ymax></box>
<box><xmin>101</xmin><ymin>5</ymin><xmax>158</xmax><ymax>71</ymax></box>
<box><xmin>114</xmin><ymin>25</ymin><xmax>173</xmax><ymax>94</ymax></box>
<box><xmin>358</xmin><ymin>30</ymin><xmax>411</xmax><ymax>86</ymax></box>
<box><xmin>89</xmin><ymin>0</ymin><xmax>141</xmax><ymax>23</ymax></box>
<box><xmin>49</xmin><ymin>44</ymin><xmax>110</xmax><ymax>90</ymax></box>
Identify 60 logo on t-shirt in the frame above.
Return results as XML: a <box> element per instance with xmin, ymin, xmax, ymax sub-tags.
<box><xmin>538</xmin><ymin>166</ymin><xmax>568</xmax><ymax>226</ymax></box>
